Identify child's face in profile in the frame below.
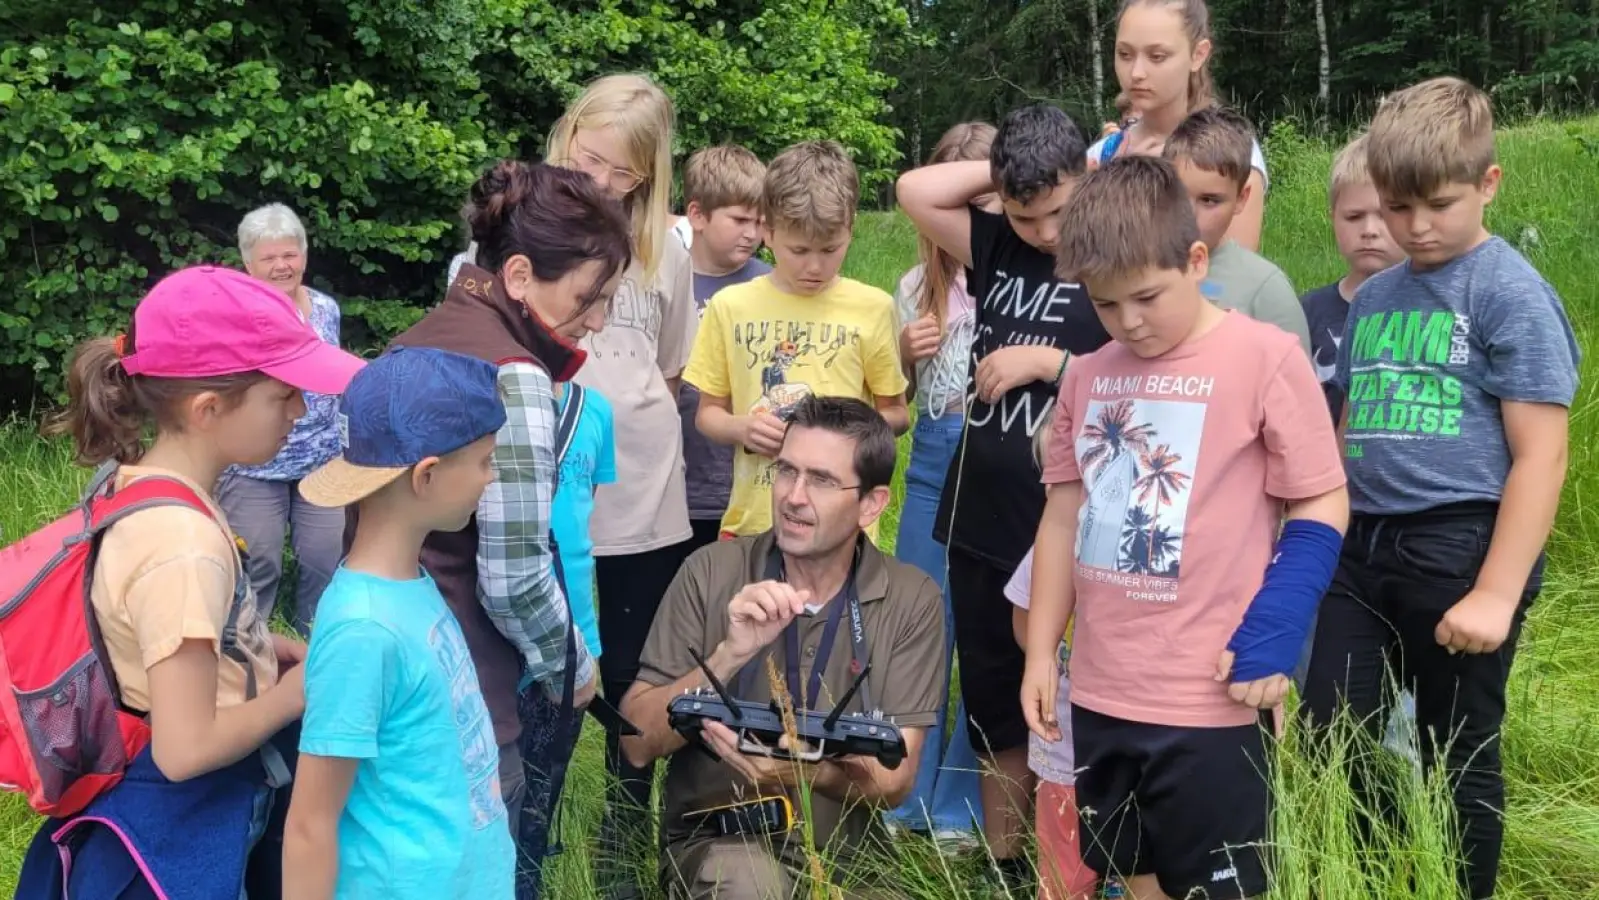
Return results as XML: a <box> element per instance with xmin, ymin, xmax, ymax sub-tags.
<box><xmin>418</xmin><ymin>433</ymin><xmax>498</xmax><ymax>532</ymax></box>
<box><xmin>764</xmin><ymin>223</ymin><xmax>852</xmax><ymax>296</ymax></box>
<box><xmin>1001</xmin><ymin>176</ymin><xmax>1077</xmax><ymax>254</ymax></box>
<box><xmin>1084</xmin><ymin>244</ymin><xmax>1211</xmax><ymax>359</ymax></box>
<box><xmin>1332</xmin><ymin>182</ymin><xmax>1405</xmax><ymax>279</ymax></box>
<box><xmin>211</xmin><ymin>377</ymin><xmax>307</xmax><ymax>468</ymax></box>
<box><xmin>1173</xmin><ymin>158</ymin><xmax>1247</xmax><ymax>250</ymax></box>
<box><xmin>689</xmin><ymin>203</ymin><xmax>762</xmax><ymax>271</ymax></box>
<box><xmin>1377</xmin><ymin>168</ymin><xmax>1501</xmax><ymax>270</ymax></box>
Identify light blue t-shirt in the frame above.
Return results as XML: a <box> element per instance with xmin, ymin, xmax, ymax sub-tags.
<box><xmin>1335</xmin><ymin>237</ymin><xmax>1581</xmax><ymax>515</ymax></box>
<box><xmin>301</xmin><ymin>568</ymin><xmax>513</xmax><ymax>899</ymax></box>
<box><xmin>551</xmin><ymin>386</ymin><xmax>616</xmax><ymax>658</ymax></box>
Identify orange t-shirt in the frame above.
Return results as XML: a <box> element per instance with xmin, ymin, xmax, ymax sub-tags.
<box><xmin>90</xmin><ymin>465</ymin><xmax>279</xmax><ymax>711</ymax></box>
<box><xmin>1042</xmin><ymin>313</ymin><xmax>1345</xmax><ymax>728</ymax></box>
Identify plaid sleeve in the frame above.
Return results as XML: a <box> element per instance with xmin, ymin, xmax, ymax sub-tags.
<box><xmin>475</xmin><ymin>362</ymin><xmax>595</xmax><ymax>691</ymax></box>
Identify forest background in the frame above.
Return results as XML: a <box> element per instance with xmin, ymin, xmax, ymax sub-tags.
<box><xmin>4</xmin><ymin>0</ymin><xmax>1599</xmax><ymax>406</ymax></box>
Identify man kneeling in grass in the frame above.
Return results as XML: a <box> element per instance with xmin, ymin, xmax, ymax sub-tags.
<box><xmin>620</xmin><ymin>397</ymin><xmax>945</xmax><ymax>900</ymax></box>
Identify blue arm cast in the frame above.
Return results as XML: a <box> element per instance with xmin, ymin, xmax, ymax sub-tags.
<box><xmin>1225</xmin><ymin>519</ymin><xmax>1343</xmax><ymax>682</ymax></box>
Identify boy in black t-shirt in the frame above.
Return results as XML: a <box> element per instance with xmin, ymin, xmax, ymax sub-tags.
<box><xmin>1299</xmin><ymin>132</ymin><xmax>1405</xmax><ymax>421</ymax></box>
<box><xmin>897</xmin><ymin>104</ymin><xmax>1111</xmax><ymax>892</ymax></box>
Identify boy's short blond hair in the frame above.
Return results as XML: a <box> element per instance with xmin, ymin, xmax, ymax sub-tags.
<box><xmin>762</xmin><ymin>140</ymin><xmax>859</xmax><ymax>239</ymax></box>
<box><xmin>683</xmin><ymin>145</ymin><xmax>765</xmax><ymax>213</ymax></box>
<box><xmin>1328</xmin><ymin>132</ymin><xmax>1374</xmax><ymax>207</ymax></box>
<box><xmin>1367</xmin><ymin>76</ymin><xmax>1495</xmax><ymax>200</ymax></box>
<box><xmin>1056</xmin><ymin>155</ymin><xmax>1200</xmax><ymax>285</ymax></box>
<box><xmin>1162</xmin><ymin>106</ymin><xmax>1256</xmax><ymax>191</ymax></box>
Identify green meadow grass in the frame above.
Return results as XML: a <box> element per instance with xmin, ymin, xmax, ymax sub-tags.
<box><xmin>3</xmin><ymin>117</ymin><xmax>1599</xmax><ymax>897</ymax></box>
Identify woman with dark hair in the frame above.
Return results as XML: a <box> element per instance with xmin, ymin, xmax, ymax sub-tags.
<box><xmin>353</xmin><ymin>160</ymin><xmax>632</xmax><ymax>892</ymax></box>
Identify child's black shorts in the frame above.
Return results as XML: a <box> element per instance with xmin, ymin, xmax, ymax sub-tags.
<box><xmin>947</xmin><ymin>547</ymin><xmax>1029</xmax><ymax>754</ymax></box>
<box><xmin>1072</xmin><ymin>704</ymin><xmax>1271</xmax><ymax>899</ymax></box>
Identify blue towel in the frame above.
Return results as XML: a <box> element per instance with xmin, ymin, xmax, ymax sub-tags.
<box><xmin>15</xmin><ymin>726</ymin><xmax>296</xmax><ymax>900</ymax></box>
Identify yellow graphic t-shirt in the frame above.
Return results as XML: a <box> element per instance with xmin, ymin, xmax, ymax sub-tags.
<box><xmin>683</xmin><ymin>275</ymin><xmax>908</xmax><ymax>538</ymax></box>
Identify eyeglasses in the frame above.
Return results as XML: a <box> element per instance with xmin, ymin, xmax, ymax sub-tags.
<box><xmin>571</xmin><ymin>139</ymin><xmax>644</xmax><ymax>193</ymax></box>
<box><xmin>771</xmin><ymin>461</ymin><xmax>860</xmax><ymax>495</ymax></box>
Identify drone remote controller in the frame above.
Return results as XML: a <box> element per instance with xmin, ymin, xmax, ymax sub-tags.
<box><xmin>667</xmin><ymin>648</ymin><xmax>906</xmax><ymax>770</ymax></box>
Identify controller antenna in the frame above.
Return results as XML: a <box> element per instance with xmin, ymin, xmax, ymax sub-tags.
<box><xmin>822</xmin><ymin>664</ymin><xmax>872</xmax><ymax>732</ymax></box>
<box><xmin>687</xmin><ymin>646</ymin><xmax>743</xmax><ymax>722</ymax></box>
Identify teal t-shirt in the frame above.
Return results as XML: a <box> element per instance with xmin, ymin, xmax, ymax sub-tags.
<box><xmin>551</xmin><ymin>386</ymin><xmax>616</xmax><ymax>659</ymax></box>
<box><xmin>301</xmin><ymin>567</ymin><xmax>513</xmax><ymax>898</ymax></box>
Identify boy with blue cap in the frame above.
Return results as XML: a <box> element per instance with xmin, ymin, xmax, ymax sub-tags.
<box><xmin>283</xmin><ymin>346</ymin><xmax>515</xmax><ymax>898</ymax></box>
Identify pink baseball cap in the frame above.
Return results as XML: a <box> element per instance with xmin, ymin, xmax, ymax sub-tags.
<box><xmin>120</xmin><ymin>266</ymin><xmax>364</xmax><ymax>395</ymax></box>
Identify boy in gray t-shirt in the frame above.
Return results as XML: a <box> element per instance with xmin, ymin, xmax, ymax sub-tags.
<box><xmin>1302</xmin><ymin>77</ymin><xmax>1581</xmax><ymax>900</ymax></box>
<box><xmin>676</xmin><ymin>146</ymin><xmax>772</xmax><ymax>544</ymax></box>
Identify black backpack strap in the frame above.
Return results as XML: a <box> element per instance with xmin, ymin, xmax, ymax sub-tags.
<box><xmin>555</xmin><ymin>383</ymin><xmax>585</xmax><ymax>468</ymax></box>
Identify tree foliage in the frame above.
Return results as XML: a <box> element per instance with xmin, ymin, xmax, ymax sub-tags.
<box><xmin>0</xmin><ymin>0</ymin><xmax>910</xmax><ymax>403</ymax></box>
<box><xmin>886</xmin><ymin>0</ymin><xmax>1599</xmax><ymax>164</ymax></box>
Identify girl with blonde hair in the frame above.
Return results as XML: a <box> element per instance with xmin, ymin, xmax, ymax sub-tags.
<box><xmin>546</xmin><ymin>72</ymin><xmax>700</xmax><ymax>897</ymax></box>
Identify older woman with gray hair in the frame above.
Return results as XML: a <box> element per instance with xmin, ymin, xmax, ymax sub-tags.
<box><xmin>214</xmin><ymin>202</ymin><xmax>346</xmax><ymax>633</ymax></box>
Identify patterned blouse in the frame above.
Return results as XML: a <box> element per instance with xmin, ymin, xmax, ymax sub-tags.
<box><xmin>230</xmin><ymin>287</ymin><xmax>343</xmax><ymax>482</ymax></box>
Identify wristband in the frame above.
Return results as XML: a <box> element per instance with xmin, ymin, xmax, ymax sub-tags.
<box><xmin>1051</xmin><ymin>351</ymin><xmax>1069</xmax><ymax>386</ymax></box>
<box><xmin>1225</xmin><ymin>519</ymin><xmax>1343</xmax><ymax>682</ymax></box>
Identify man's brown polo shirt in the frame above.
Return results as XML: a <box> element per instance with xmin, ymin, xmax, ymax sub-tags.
<box><xmin>636</xmin><ymin>530</ymin><xmax>946</xmax><ymax>882</ymax></box>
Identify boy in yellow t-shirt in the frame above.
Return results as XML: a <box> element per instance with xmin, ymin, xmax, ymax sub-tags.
<box><xmin>684</xmin><ymin>139</ymin><xmax>909</xmax><ymax>538</ymax></box>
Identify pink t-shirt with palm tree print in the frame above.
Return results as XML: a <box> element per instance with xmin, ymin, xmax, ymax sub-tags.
<box><xmin>1040</xmin><ymin>312</ymin><xmax>1344</xmax><ymax>728</ymax></box>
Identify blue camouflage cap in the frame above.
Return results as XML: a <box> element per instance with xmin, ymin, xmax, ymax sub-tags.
<box><xmin>300</xmin><ymin>346</ymin><xmax>506</xmax><ymax>507</ymax></box>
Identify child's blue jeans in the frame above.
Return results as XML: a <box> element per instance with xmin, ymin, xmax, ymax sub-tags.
<box><xmin>884</xmin><ymin>413</ymin><xmax>984</xmax><ymax>835</ymax></box>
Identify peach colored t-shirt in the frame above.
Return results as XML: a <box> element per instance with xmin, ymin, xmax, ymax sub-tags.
<box><xmin>1041</xmin><ymin>313</ymin><xmax>1344</xmax><ymax>728</ymax></box>
<box><xmin>90</xmin><ymin>465</ymin><xmax>279</xmax><ymax>712</ymax></box>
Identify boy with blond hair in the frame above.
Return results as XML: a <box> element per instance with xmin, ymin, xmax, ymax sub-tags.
<box><xmin>684</xmin><ymin>139</ymin><xmax>908</xmax><ymax>539</ymax></box>
<box><xmin>1299</xmin><ymin>133</ymin><xmax>1406</xmax><ymax>418</ymax></box>
<box><xmin>1302</xmin><ymin>76</ymin><xmax>1580</xmax><ymax>900</ymax></box>
<box><xmin>1163</xmin><ymin>107</ymin><xmax>1312</xmax><ymax>355</ymax></box>
<box><xmin>678</xmin><ymin>145</ymin><xmax>773</xmax><ymax>547</ymax></box>
<box><xmin>1021</xmin><ymin>155</ymin><xmax>1349</xmax><ymax>900</ymax></box>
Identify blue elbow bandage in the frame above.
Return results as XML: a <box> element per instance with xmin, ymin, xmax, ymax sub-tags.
<box><xmin>1225</xmin><ymin>519</ymin><xmax>1343</xmax><ymax>682</ymax></box>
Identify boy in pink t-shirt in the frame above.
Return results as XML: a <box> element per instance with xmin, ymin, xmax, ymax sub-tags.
<box><xmin>1020</xmin><ymin>156</ymin><xmax>1348</xmax><ymax>900</ymax></box>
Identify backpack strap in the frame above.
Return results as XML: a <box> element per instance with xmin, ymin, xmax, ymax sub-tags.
<box><xmin>1100</xmin><ymin>128</ymin><xmax>1126</xmax><ymax>164</ymax></box>
<box><xmin>86</xmin><ymin>474</ymin><xmax>258</xmax><ymax>707</ymax></box>
<box><xmin>555</xmin><ymin>383</ymin><xmax>585</xmax><ymax>468</ymax></box>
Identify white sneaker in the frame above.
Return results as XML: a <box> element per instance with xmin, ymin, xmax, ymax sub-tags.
<box><xmin>932</xmin><ymin>828</ymin><xmax>980</xmax><ymax>855</ymax></box>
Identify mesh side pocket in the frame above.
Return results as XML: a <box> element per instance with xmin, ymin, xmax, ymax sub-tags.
<box><xmin>14</xmin><ymin>651</ymin><xmax>127</xmax><ymax>806</ymax></box>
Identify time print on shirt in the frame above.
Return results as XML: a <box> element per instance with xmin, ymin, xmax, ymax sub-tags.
<box><xmin>967</xmin><ymin>268</ymin><xmax>1081</xmax><ymax>441</ymax></box>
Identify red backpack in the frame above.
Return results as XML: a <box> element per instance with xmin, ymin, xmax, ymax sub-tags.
<box><xmin>0</xmin><ymin>463</ymin><xmax>237</xmax><ymax>817</ymax></box>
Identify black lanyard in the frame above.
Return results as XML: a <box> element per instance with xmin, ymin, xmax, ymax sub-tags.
<box><xmin>736</xmin><ymin>541</ymin><xmax>873</xmax><ymax>713</ymax></box>
<box><xmin>786</xmin><ymin>592</ymin><xmax>848</xmax><ymax>709</ymax></box>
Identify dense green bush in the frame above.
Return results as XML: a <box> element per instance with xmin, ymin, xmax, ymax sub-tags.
<box><xmin>0</xmin><ymin>0</ymin><xmax>910</xmax><ymax>405</ymax></box>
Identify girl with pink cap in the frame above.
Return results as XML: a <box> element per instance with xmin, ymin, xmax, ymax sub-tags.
<box><xmin>17</xmin><ymin>265</ymin><xmax>364</xmax><ymax>899</ymax></box>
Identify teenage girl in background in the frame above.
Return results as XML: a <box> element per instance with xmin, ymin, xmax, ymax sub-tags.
<box><xmin>1090</xmin><ymin>0</ymin><xmax>1269</xmax><ymax>250</ymax></box>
